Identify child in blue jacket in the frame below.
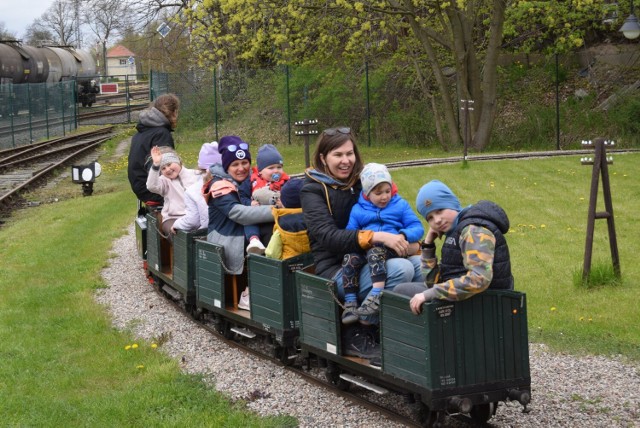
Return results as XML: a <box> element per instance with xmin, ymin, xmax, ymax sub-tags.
<box><xmin>341</xmin><ymin>163</ymin><xmax>424</xmax><ymax>323</ymax></box>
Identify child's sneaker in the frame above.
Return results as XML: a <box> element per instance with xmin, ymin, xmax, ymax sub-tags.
<box><xmin>341</xmin><ymin>301</ymin><xmax>359</xmax><ymax>324</ymax></box>
<box><xmin>238</xmin><ymin>289</ymin><xmax>250</xmax><ymax>310</ymax></box>
<box><xmin>246</xmin><ymin>238</ymin><xmax>266</xmax><ymax>255</ymax></box>
<box><xmin>356</xmin><ymin>292</ymin><xmax>381</xmax><ymax>316</ymax></box>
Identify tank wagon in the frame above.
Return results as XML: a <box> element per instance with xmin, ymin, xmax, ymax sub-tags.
<box><xmin>0</xmin><ymin>41</ymin><xmax>100</xmax><ymax>111</ymax></box>
<box><xmin>137</xmin><ymin>209</ymin><xmax>532</xmax><ymax>426</ymax></box>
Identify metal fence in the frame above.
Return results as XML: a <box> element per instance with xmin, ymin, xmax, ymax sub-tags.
<box><xmin>150</xmin><ymin>51</ymin><xmax>640</xmax><ymax>150</ymax></box>
<box><xmin>0</xmin><ymin>80</ymin><xmax>77</xmax><ymax>150</ymax></box>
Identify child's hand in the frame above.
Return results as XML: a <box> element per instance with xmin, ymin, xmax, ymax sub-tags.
<box><xmin>151</xmin><ymin>146</ymin><xmax>162</xmax><ymax>166</ymax></box>
<box><xmin>410</xmin><ymin>292</ymin><xmax>427</xmax><ymax>314</ymax></box>
<box><xmin>425</xmin><ymin>228</ymin><xmax>440</xmax><ymax>244</ymax></box>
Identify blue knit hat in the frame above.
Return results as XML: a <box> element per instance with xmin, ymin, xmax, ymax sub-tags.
<box><xmin>218</xmin><ymin>135</ymin><xmax>251</xmax><ymax>172</ymax></box>
<box><xmin>279</xmin><ymin>178</ymin><xmax>304</xmax><ymax>208</ymax></box>
<box><xmin>416</xmin><ymin>180</ymin><xmax>462</xmax><ymax>219</ymax></box>
<box><xmin>257</xmin><ymin>144</ymin><xmax>283</xmax><ymax>171</ymax></box>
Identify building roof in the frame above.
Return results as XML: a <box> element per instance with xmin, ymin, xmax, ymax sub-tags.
<box><xmin>107</xmin><ymin>45</ymin><xmax>135</xmax><ymax>58</ymax></box>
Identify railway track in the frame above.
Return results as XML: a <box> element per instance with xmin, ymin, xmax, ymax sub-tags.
<box><xmin>0</xmin><ymin>127</ymin><xmax>117</xmax><ymax>215</ymax></box>
<box><xmin>152</xmin><ymin>282</ymin><xmax>422</xmax><ymax>427</ymax></box>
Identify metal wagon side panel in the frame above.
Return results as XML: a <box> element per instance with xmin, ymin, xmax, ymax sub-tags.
<box><xmin>295</xmin><ymin>271</ymin><xmax>341</xmax><ymax>356</ymax></box>
<box><xmin>249</xmin><ymin>253</ymin><xmax>313</xmax><ymax>331</ymax></box>
<box><xmin>195</xmin><ymin>240</ymin><xmax>225</xmax><ymax>312</ymax></box>
<box><xmin>173</xmin><ymin>229</ymin><xmax>206</xmax><ymax>305</ymax></box>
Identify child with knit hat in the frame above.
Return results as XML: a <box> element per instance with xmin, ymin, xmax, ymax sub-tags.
<box><xmin>203</xmin><ymin>135</ymin><xmax>275</xmax><ymax>311</ymax></box>
<box><xmin>340</xmin><ymin>163</ymin><xmax>425</xmax><ymax>324</ymax></box>
<box><xmin>146</xmin><ymin>145</ymin><xmax>199</xmax><ymax>239</ymax></box>
<box><xmin>250</xmin><ymin>144</ymin><xmax>290</xmax><ymax>207</ymax></box>
<box><xmin>172</xmin><ymin>141</ymin><xmax>221</xmax><ymax>233</ymax></box>
<box><xmin>265</xmin><ymin>178</ymin><xmax>310</xmax><ymax>260</ymax></box>
<box><xmin>394</xmin><ymin>180</ymin><xmax>514</xmax><ymax>315</ymax></box>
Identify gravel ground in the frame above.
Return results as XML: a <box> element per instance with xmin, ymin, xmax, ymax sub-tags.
<box><xmin>97</xmin><ymin>225</ymin><xmax>640</xmax><ymax>427</ymax></box>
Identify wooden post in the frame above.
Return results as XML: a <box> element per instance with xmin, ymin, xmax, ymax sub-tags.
<box><xmin>294</xmin><ymin>119</ymin><xmax>319</xmax><ymax>168</ymax></box>
<box><xmin>580</xmin><ymin>138</ymin><xmax>620</xmax><ymax>280</ymax></box>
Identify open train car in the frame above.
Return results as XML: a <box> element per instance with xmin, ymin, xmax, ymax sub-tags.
<box><xmin>295</xmin><ymin>271</ymin><xmax>531</xmax><ymax>426</ymax></box>
<box><xmin>139</xmin><ymin>208</ymin><xmax>531</xmax><ymax>426</ymax></box>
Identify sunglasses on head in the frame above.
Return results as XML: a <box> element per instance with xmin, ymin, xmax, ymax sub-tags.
<box><xmin>323</xmin><ymin>127</ymin><xmax>351</xmax><ymax>136</ymax></box>
<box><xmin>227</xmin><ymin>143</ymin><xmax>249</xmax><ymax>152</ymax></box>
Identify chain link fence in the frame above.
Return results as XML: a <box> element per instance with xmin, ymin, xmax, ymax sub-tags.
<box><xmin>0</xmin><ymin>80</ymin><xmax>77</xmax><ymax>150</ymax></box>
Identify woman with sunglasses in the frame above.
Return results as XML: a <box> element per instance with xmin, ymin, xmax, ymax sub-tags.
<box><xmin>300</xmin><ymin>127</ymin><xmax>422</xmax><ymax>360</ymax></box>
<box><xmin>203</xmin><ymin>136</ymin><xmax>274</xmax><ymax>309</ymax></box>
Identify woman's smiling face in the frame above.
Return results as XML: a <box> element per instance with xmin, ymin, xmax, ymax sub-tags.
<box><xmin>321</xmin><ymin>140</ymin><xmax>355</xmax><ymax>181</ymax></box>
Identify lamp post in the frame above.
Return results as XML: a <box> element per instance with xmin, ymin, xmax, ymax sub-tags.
<box><xmin>619</xmin><ymin>0</ymin><xmax>640</xmax><ymax>39</ymax></box>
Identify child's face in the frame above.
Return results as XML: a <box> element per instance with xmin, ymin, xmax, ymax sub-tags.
<box><xmin>426</xmin><ymin>208</ymin><xmax>459</xmax><ymax>234</ymax></box>
<box><xmin>161</xmin><ymin>162</ymin><xmax>181</xmax><ymax>180</ymax></box>
<box><xmin>227</xmin><ymin>159</ymin><xmax>251</xmax><ymax>182</ymax></box>
<box><xmin>368</xmin><ymin>182</ymin><xmax>392</xmax><ymax>209</ymax></box>
<box><xmin>260</xmin><ymin>164</ymin><xmax>284</xmax><ymax>182</ymax></box>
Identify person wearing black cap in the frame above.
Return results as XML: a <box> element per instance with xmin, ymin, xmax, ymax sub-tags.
<box><xmin>264</xmin><ymin>178</ymin><xmax>310</xmax><ymax>260</ymax></box>
<box><xmin>203</xmin><ymin>135</ymin><xmax>274</xmax><ymax>310</ymax></box>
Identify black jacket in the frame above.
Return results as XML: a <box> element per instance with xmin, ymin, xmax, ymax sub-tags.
<box><xmin>300</xmin><ymin>170</ymin><xmax>362</xmax><ymax>279</ymax></box>
<box><xmin>440</xmin><ymin>200</ymin><xmax>514</xmax><ymax>290</ymax></box>
<box><xmin>127</xmin><ymin>107</ymin><xmax>175</xmax><ymax>204</ymax></box>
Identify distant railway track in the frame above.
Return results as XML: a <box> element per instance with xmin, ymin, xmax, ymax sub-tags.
<box><xmin>0</xmin><ymin>104</ymin><xmax>144</xmax><ymax>140</ymax></box>
<box><xmin>0</xmin><ymin>127</ymin><xmax>117</xmax><ymax>216</ymax></box>
<box><xmin>78</xmin><ymin>104</ymin><xmax>146</xmax><ymax>121</ymax></box>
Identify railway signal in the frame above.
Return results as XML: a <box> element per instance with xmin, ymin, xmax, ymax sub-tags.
<box><xmin>71</xmin><ymin>162</ymin><xmax>102</xmax><ymax>196</ymax></box>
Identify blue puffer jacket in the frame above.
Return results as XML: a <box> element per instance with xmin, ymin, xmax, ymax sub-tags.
<box><xmin>346</xmin><ymin>193</ymin><xmax>424</xmax><ymax>243</ymax></box>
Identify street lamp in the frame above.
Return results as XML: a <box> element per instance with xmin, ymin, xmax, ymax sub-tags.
<box><xmin>619</xmin><ymin>0</ymin><xmax>640</xmax><ymax>39</ymax></box>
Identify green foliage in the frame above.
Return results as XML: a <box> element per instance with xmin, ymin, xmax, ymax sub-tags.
<box><xmin>573</xmin><ymin>262</ymin><xmax>622</xmax><ymax>289</ymax></box>
<box><xmin>0</xmin><ymin>164</ymin><xmax>295</xmax><ymax>427</ymax></box>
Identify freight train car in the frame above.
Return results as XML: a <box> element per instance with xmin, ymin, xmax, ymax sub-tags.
<box><xmin>0</xmin><ymin>41</ymin><xmax>100</xmax><ymax>113</ymax></box>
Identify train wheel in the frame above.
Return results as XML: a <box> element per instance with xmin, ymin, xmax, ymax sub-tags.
<box><xmin>469</xmin><ymin>402</ymin><xmax>497</xmax><ymax>425</ymax></box>
<box><xmin>416</xmin><ymin>403</ymin><xmax>439</xmax><ymax>427</ymax></box>
<box><xmin>274</xmin><ymin>346</ymin><xmax>297</xmax><ymax>366</ymax></box>
<box><xmin>325</xmin><ymin>362</ymin><xmax>350</xmax><ymax>391</ymax></box>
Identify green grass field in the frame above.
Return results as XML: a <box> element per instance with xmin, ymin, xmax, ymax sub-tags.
<box><xmin>1</xmin><ymin>129</ymin><xmax>638</xmax><ymax>424</ymax></box>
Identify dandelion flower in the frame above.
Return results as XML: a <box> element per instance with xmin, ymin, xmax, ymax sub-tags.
<box><xmin>125</xmin><ymin>345</ymin><xmax>132</xmax><ymax>350</ymax></box>
<box><xmin>579</xmin><ymin>316</ymin><xmax>584</xmax><ymax>321</ymax></box>
<box><xmin>132</xmin><ymin>343</ymin><xmax>139</xmax><ymax>349</ymax></box>
<box><xmin>580</xmin><ymin>197</ymin><xmax>584</xmax><ymax>201</ymax></box>
<box><xmin>136</xmin><ymin>365</ymin><xmax>144</xmax><ymax>369</ymax></box>
<box><xmin>151</xmin><ymin>344</ymin><xmax>158</xmax><ymax>349</ymax></box>
<box><xmin>550</xmin><ymin>306</ymin><xmax>557</xmax><ymax>311</ymax></box>
<box><xmin>540</xmin><ymin>224</ymin><xmax>546</xmax><ymax>228</ymax></box>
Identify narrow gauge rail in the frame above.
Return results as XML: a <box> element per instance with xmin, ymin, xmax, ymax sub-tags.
<box><xmin>93</xmin><ymin>89</ymin><xmax>149</xmax><ymax>105</ymax></box>
<box><xmin>78</xmin><ymin>104</ymin><xmax>146</xmax><ymax>122</ymax></box>
<box><xmin>0</xmin><ymin>127</ymin><xmax>116</xmax><ymax>211</ymax></box>
<box><xmin>153</xmin><ymin>284</ymin><xmax>422</xmax><ymax>427</ymax></box>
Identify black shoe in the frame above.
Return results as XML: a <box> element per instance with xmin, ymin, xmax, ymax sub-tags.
<box><xmin>344</xmin><ymin>332</ymin><xmax>381</xmax><ymax>360</ymax></box>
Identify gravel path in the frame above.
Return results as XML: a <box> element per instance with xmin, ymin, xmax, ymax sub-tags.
<box><xmin>97</xmin><ymin>225</ymin><xmax>640</xmax><ymax>427</ymax></box>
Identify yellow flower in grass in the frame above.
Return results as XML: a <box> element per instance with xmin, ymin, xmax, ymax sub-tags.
<box><xmin>136</xmin><ymin>365</ymin><xmax>144</xmax><ymax>370</ymax></box>
<box><xmin>579</xmin><ymin>316</ymin><xmax>585</xmax><ymax>321</ymax></box>
<box><xmin>125</xmin><ymin>345</ymin><xmax>132</xmax><ymax>350</ymax></box>
<box><xmin>580</xmin><ymin>197</ymin><xmax>585</xmax><ymax>201</ymax></box>
<box><xmin>540</xmin><ymin>224</ymin><xmax>546</xmax><ymax>228</ymax></box>
<box><xmin>550</xmin><ymin>306</ymin><xmax>557</xmax><ymax>311</ymax></box>
<box><xmin>132</xmin><ymin>343</ymin><xmax>139</xmax><ymax>349</ymax></box>
<box><xmin>151</xmin><ymin>343</ymin><xmax>158</xmax><ymax>349</ymax></box>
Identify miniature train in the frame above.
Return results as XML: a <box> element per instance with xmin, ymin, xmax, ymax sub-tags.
<box><xmin>136</xmin><ymin>209</ymin><xmax>531</xmax><ymax>426</ymax></box>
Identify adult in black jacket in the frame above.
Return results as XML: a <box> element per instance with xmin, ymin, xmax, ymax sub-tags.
<box><xmin>127</xmin><ymin>93</ymin><xmax>180</xmax><ymax>206</ymax></box>
<box><xmin>300</xmin><ymin>127</ymin><xmax>422</xmax><ymax>360</ymax></box>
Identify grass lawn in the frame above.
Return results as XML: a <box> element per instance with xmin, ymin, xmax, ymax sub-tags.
<box><xmin>1</xmin><ymin>128</ymin><xmax>637</xmax><ymax>424</ymax></box>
